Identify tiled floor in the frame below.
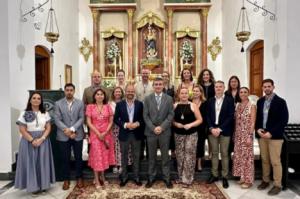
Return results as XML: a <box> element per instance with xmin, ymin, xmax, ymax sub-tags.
<box><xmin>0</xmin><ymin>180</ymin><xmax>299</xmax><ymax>199</ymax></box>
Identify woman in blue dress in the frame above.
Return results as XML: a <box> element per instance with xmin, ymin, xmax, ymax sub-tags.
<box><xmin>15</xmin><ymin>91</ymin><xmax>55</xmax><ymax>196</ymax></box>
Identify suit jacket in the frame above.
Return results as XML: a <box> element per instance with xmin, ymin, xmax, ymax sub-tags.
<box><xmin>54</xmin><ymin>98</ymin><xmax>85</xmax><ymax>141</ymax></box>
<box><xmin>206</xmin><ymin>95</ymin><xmax>235</xmax><ymax>136</ymax></box>
<box><xmin>255</xmin><ymin>94</ymin><xmax>289</xmax><ymax>139</ymax></box>
<box><xmin>82</xmin><ymin>85</ymin><xmax>110</xmax><ymax>105</ymax></box>
<box><xmin>113</xmin><ymin>99</ymin><xmax>145</xmax><ymax>141</ymax></box>
<box><xmin>143</xmin><ymin>93</ymin><xmax>174</xmax><ymax>137</ymax></box>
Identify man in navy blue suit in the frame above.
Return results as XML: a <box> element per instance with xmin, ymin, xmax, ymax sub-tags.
<box><xmin>114</xmin><ymin>84</ymin><xmax>145</xmax><ymax>187</ymax></box>
<box><xmin>256</xmin><ymin>79</ymin><xmax>289</xmax><ymax>196</ymax></box>
<box><xmin>206</xmin><ymin>80</ymin><xmax>235</xmax><ymax>189</ymax></box>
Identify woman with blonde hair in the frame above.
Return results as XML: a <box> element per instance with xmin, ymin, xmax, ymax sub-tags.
<box><xmin>192</xmin><ymin>85</ymin><xmax>207</xmax><ymax>171</ymax></box>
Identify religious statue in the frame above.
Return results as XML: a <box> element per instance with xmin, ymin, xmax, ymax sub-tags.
<box><xmin>144</xmin><ymin>25</ymin><xmax>158</xmax><ymax>59</ymax></box>
<box><xmin>105</xmin><ymin>39</ymin><xmax>122</xmax><ymax>76</ymax></box>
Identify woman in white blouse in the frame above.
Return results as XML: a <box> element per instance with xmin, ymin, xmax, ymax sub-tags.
<box><xmin>15</xmin><ymin>91</ymin><xmax>55</xmax><ymax>196</ymax></box>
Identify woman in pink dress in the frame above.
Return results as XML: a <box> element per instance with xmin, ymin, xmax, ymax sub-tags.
<box><xmin>232</xmin><ymin>87</ymin><xmax>256</xmax><ymax>188</ymax></box>
<box><xmin>86</xmin><ymin>88</ymin><xmax>115</xmax><ymax>188</ymax></box>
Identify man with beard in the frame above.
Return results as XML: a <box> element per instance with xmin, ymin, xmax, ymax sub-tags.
<box><xmin>256</xmin><ymin>79</ymin><xmax>289</xmax><ymax>196</ymax></box>
<box><xmin>114</xmin><ymin>84</ymin><xmax>145</xmax><ymax>187</ymax></box>
<box><xmin>54</xmin><ymin>83</ymin><xmax>85</xmax><ymax>190</ymax></box>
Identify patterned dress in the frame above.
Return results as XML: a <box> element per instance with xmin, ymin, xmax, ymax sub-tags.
<box><xmin>232</xmin><ymin>102</ymin><xmax>254</xmax><ymax>184</ymax></box>
<box><xmin>110</xmin><ymin>102</ymin><xmax>133</xmax><ymax>166</ymax></box>
<box><xmin>86</xmin><ymin>104</ymin><xmax>115</xmax><ymax>171</ymax></box>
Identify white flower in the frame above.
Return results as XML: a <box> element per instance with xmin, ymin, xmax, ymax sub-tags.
<box><xmin>106</xmin><ymin>41</ymin><xmax>121</xmax><ymax>61</ymax></box>
<box><xmin>179</xmin><ymin>40</ymin><xmax>194</xmax><ymax>61</ymax></box>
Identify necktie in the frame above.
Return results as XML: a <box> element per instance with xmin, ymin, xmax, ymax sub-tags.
<box><xmin>156</xmin><ymin>95</ymin><xmax>161</xmax><ymax>110</ymax></box>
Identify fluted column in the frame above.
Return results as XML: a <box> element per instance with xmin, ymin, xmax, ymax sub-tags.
<box><xmin>200</xmin><ymin>8</ymin><xmax>209</xmax><ymax>69</ymax></box>
<box><xmin>167</xmin><ymin>9</ymin><xmax>173</xmax><ymax>75</ymax></box>
<box><xmin>92</xmin><ymin>9</ymin><xmax>100</xmax><ymax>72</ymax></box>
<box><xmin>127</xmin><ymin>9</ymin><xmax>135</xmax><ymax>79</ymax></box>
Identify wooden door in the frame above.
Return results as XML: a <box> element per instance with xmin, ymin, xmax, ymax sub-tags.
<box><xmin>35</xmin><ymin>46</ymin><xmax>50</xmax><ymax>89</ymax></box>
<box><xmin>250</xmin><ymin>40</ymin><xmax>264</xmax><ymax>97</ymax></box>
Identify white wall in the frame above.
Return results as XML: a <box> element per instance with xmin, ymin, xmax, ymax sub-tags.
<box><xmin>265</xmin><ymin>0</ymin><xmax>300</xmax><ymax>122</ymax></box>
<box><xmin>222</xmin><ymin>0</ymin><xmax>264</xmax><ymax>87</ymax></box>
<box><xmin>0</xmin><ymin>0</ymin><xmax>12</xmax><ymax>173</ymax></box>
<box><xmin>0</xmin><ymin>0</ymin><xmax>36</xmax><ymax>173</ymax></box>
<box><xmin>207</xmin><ymin>0</ymin><xmax>222</xmax><ymax>80</ymax></box>
<box><xmin>34</xmin><ymin>0</ymin><xmax>79</xmax><ymax>94</ymax></box>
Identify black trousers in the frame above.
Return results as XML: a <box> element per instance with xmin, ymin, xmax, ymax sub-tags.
<box><xmin>120</xmin><ymin>134</ymin><xmax>141</xmax><ymax>181</ymax></box>
<box><xmin>58</xmin><ymin>139</ymin><xmax>83</xmax><ymax>180</ymax></box>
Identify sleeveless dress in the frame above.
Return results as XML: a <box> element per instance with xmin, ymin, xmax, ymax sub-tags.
<box><xmin>232</xmin><ymin>102</ymin><xmax>254</xmax><ymax>184</ymax></box>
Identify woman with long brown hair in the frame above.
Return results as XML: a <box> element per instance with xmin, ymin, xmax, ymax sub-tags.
<box><xmin>86</xmin><ymin>88</ymin><xmax>115</xmax><ymax>188</ymax></box>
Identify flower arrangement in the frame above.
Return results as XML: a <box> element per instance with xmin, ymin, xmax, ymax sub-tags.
<box><xmin>179</xmin><ymin>40</ymin><xmax>194</xmax><ymax>62</ymax></box>
<box><xmin>106</xmin><ymin>40</ymin><xmax>121</xmax><ymax>61</ymax></box>
<box><xmin>23</xmin><ymin>111</ymin><xmax>36</xmax><ymax>122</ymax></box>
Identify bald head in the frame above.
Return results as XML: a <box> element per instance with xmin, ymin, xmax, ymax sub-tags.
<box><xmin>91</xmin><ymin>70</ymin><xmax>102</xmax><ymax>86</ymax></box>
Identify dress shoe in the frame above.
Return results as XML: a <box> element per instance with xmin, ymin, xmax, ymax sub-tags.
<box><xmin>164</xmin><ymin>180</ymin><xmax>173</xmax><ymax>189</ymax></box>
<box><xmin>76</xmin><ymin>178</ymin><xmax>84</xmax><ymax>188</ymax></box>
<box><xmin>267</xmin><ymin>186</ymin><xmax>281</xmax><ymax>196</ymax></box>
<box><xmin>119</xmin><ymin>179</ymin><xmax>128</xmax><ymax>187</ymax></box>
<box><xmin>206</xmin><ymin>176</ymin><xmax>218</xmax><ymax>184</ymax></box>
<box><xmin>257</xmin><ymin>181</ymin><xmax>270</xmax><ymax>190</ymax></box>
<box><xmin>222</xmin><ymin>178</ymin><xmax>229</xmax><ymax>189</ymax></box>
<box><xmin>62</xmin><ymin>180</ymin><xmax>70</xmax><ymax>190</ymax></box>
<box><xmin>134</xmin><ymin>179</ymin><xmax>143</xmax><ymax>186</ymax></box>
<box><xmin>145</xmin><ymin>180</ymin><xmax>154</xmax><ymax>188</ymax></box>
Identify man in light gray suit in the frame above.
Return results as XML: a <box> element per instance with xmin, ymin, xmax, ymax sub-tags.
<box><xmin>143</xmin><ymin>77</ymin><xmax>174</xmax><ymax>189</ymax></box>
<box><xmin>54</xmin><ymin>83</ymin><xmax>85</xmax><ymax>190</ymax></box>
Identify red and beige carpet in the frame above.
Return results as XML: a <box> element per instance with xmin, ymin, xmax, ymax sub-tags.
<box><xmin>66</xmin><ymin>180</ymin><xmax>228</xmax><ymax>199</ymax></box>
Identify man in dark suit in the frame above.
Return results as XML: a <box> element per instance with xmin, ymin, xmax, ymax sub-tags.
<box><xmin>54</xmin><ymin>83</ymin><xmax>85</xmax><ymax>190</ymax></box>
<box><xmin>114</xmin><ymin>84</ymin><xmax>144</xmax><ymax>187</ymax></box>
<box><xmin>206</xmin><ymin>80</ymin><xmax>235</xmax><ymax>189</ymax></box>
<box><xmin>143</xmin><ymin>77</ymin><xmax>174</xmax><ymax>189</ymax></box>
<box><xmin>256</xmin><ymin>79</ymin><xmax>289</xmax><ymax>196</ymax></box>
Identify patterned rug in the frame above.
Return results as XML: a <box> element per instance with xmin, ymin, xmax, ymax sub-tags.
<box><xmin>66</xmin><ymin>180</ymin><xmax>229</xmax><ymax>199</ymax></box>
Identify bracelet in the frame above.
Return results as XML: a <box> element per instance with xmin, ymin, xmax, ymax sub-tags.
<box><xmin>41</xmin><ymin>136</ymin><xmax>46</xmax><ymax>140</ymax></box>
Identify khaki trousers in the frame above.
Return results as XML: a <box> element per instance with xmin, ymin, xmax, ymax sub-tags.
<box><xmin>208</xmin><ymin>135</ymin><xmax>231</xmax><ymax>178</ymax></box>
<box><xmin>258</xmin><ymin>138</ymin><xmax>284</xmax><ymax>187</ymax></box>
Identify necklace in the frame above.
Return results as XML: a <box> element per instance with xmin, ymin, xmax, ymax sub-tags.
<box><xmin>96</xmin><ymin>104</ymin><xmax>103</xmax><ymax>115</ymax></box>
<box><xmin>180</xmin><ymin>102</ymin><xmax>189</xmax><ymax>120</ymax></box>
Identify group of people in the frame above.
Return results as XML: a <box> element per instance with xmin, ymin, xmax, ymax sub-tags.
<box><xmin>14</xmin><ymin>68</ymin><xmax>289</xmax><ymax>197</ymax></box>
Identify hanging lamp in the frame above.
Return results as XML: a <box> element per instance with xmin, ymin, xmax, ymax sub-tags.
<box><xmin>236</xmin><ymin>0</ymin><xmax>251</xmax><ymax>52</ymax></box>
<box><xmin>44</xmin><ymin>0</ymin><xmax>59</xmax><ymax>53</ymax></box>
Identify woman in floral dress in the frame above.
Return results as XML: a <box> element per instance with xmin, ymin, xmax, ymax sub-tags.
<box><xmin>86</xmin><ymin>88</ymin><xmax>115</xmax><ymax>188</ymax></box>
<box><xmin>110</xmin><ymin>86</ymin><xmax>124</xmax><ymax>173</ymax></box>
<box><xmin>232</xmin><ymin>87</ymin><xmax>256</xmax><ymax>188</ymax></box>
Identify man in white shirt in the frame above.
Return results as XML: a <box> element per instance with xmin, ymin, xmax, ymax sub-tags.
<box><xmin>206</xmin><ymin>81</ymin><xmax>235</xmax><ymax>189</ymax></box>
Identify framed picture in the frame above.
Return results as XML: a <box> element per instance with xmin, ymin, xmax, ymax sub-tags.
<box><xmin>65</xmin><ymin>64</ymin><xmax>72</xmax><ymax>83</ymax></box>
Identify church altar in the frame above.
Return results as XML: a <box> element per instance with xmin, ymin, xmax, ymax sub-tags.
<box><xmin>88</xmin><ymin>0</ymin><xmax>211</xmax><ymax>86</ymax></box>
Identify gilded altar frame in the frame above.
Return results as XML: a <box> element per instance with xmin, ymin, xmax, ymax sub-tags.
<box><xmin>175</xmin><ymin>27</ymin><xmax>200</xmax><ymax>78</ymax></box>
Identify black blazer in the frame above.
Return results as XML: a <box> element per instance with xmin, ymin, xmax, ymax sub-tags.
<box><xmin>255</xmin><ymin>94</ymin><xmax>289</xmax><ymax>139</ymax></box>
<box><xmin>206</xmin><ymin>95</ymin><xmax>235</xmax><ymax>136</ymax></box>
<box><xmin>113</xmin><ymin>99</ymin><xmax>145</xmax><ymax>141</ymax></box>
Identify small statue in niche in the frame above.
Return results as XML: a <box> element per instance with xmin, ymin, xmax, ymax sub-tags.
<box><xmin>144</xmin><ymin>25</ymin><xmax>158</xmax><ymax>59</ymax></box>
<box><xmin>179</xmin><ymin>39</ymin><xmax>194</xmax><ymax>71</ymax></box>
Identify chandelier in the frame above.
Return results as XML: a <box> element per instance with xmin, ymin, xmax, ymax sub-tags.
<box><xmin>44</xmin><ymin>0</ymin><xmax>59</xmax><ymax>53</ymax></box>
<box><xmin>236</xmin><ymin>0</ymin><xmax>251</xmax><ymax>53</ymax></box>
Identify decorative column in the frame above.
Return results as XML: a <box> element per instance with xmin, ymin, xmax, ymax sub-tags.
<box><xmin>127</xmin><ymin>9</ymin><xmax>134</xmax><ymax>79</ymax></box>
<box><xmin>92</xmin><ymin>9</ymin><xmax>100</xmax><ymax>72</ymax></box>
<box><xmin>167</xmin><ymin>9</ymin><xmax>173</xmax><ymax>76</ymax></box>
<box><xmin>200</xmin><ymin>8</ymin><xmax>209</xmax><ymax>69</ymax></box>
